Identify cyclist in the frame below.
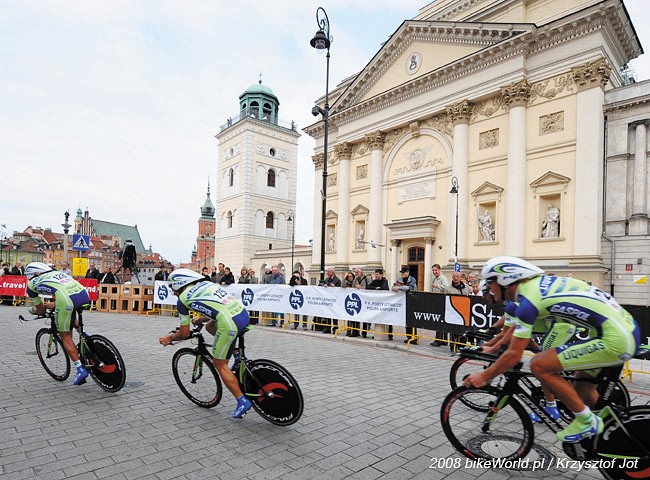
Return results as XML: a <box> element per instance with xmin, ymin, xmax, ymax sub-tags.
<box><xmin>464</xmin><ymin>256</ymin><xmax>640</xmax><ymax>443</ymax></box>
<box><xmin>25</xmin><ymin>262</ymin><xmax>91</xmax><ymax>385</ymax></box>
<box><xmin>158</xmin><ymin>268</ymin><xmax>252</xmax><ymax>419</ymax></box>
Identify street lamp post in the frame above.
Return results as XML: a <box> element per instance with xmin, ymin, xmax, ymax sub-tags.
<box><xmin>62</xmin><ymin>210</ymin><xmax>71</xmax><ymax>266</ymax></box>
<box><xmin>310</xmin><ymin>6</ymin><xmax>332</xmax><ymax>284</ymax></box>
<box><xmin>287</xmin><ymin>211</ymin><xmax>295</xmax><ymax>273</ymax></box>
<box><xmin>449</xmin><ymin>177</ymin><xmax>459</xmax><ymax>264</ymax></box>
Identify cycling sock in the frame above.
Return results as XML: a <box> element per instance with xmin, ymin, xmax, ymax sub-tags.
<box><xmin>545</xmin><ymin>400</ymin><xmax>557</xmax><ymax>408</ymax></box>
<box><xmin>574</xmin><ymin>407</ymin><xmax>591</xmax><ymax>419</ymax></box>
<box><xmin>73</xmin><ymin>360</ymin><xmax>82</xmax><ymax>368</ymax></box>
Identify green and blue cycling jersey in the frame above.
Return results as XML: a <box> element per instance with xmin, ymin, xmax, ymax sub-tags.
<box><xmin>510</xmin><ymin>275</ymin><xmax>640</xmax><ymax>371</ymax></box>
<box><xmin>177</xmin><ymin>281</ymin><xmax>250</xmax><ymax>360</ymax></box>
<box><xmin>26</xmin><ymin>271</ymin><xmax>90</xmax><ymax>332</ymax></box>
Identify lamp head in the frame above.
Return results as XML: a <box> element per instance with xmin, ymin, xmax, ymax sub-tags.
<box><xmin>310</xmin><ymin>29</ymin><xmax>330</xmax><ymax>50</ymax></box>
<box><xmin>311</xmin><ymin>105</ymin><xmax>322</xmax><ymax>117</ymax></box>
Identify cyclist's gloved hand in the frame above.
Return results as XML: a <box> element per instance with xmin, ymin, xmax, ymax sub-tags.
<box><xmin>29</xmin><ymin>306</ymin><xmax>38</xmax><ymax>315</ymax></box>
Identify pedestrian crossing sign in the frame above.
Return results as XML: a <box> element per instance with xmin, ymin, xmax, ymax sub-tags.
<box><xmin>72</xmin><ymin>234</ymin><xmax>90</xmax><ymax>251</ymax></box>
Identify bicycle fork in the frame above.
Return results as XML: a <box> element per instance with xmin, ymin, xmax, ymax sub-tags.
<box><xmin>482</xmin><ymin>395</ymin><xmax>511</xmax><ymax>433</ymax></box>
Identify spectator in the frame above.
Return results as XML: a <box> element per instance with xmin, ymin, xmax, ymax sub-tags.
<box><xmin>245</xmin><ymin>268</ymin><xmax>259</xmax><ymax>324</ymax></box>
<box><xmin>154</xmin><ymin>265</ymin><xmax>168</xmax><ymax>282</ymax></box>
<box><xmin>366</xmin><ymin>268</ymin><xmax>389</xmax><ymax>339</ymax></box>
<box><xmin>85</xmin><ymin>263</ymin><xmax>101</xmax><ymax>280</ymax></box>
<box><xmin>430</xmin><ymin>263</ymin><xmax>449</xmax><ymax>347</ymax></box>
<box><xmin>322</xmin><ymin>267</ymin><xmax>341</xmax><ymax>334</ymax></box>
<box><xmin>220</xmin><ymin>267</ymin><xmax>235</xmax><ymax>286</ymax></box>
<box><xmin>11</xmin><ymin>262</ymin><xmax>25</xmax><ymax>276</ymax></box>
<box><xmin>269</xmin><ymin>265</ymin><xmax>285</xmax><ymax>327</ymax></box>
<box><xmin>470</xmin><ymin>281</ymin><xmax>481</xmax><ymax>296</ymax></box>
<box><xmin>392</xmin><ymin>266</ymin><xmax>418</xmax><ymax>344</ymax></box>
<box><xmin>353</xmin><ymin>267</ymin><xmax>370</xmax><ymax>337</ymax></box>
<box><xmin>60</xmin><ymin>262</ymin><xmax>72</xmax><ymax>276</ymax></box>
<box><xmin>99</xmin><ymin>267</ymin><xmax>116</xmax><ymax>284</ymax></box>
<box><xmin>289</xmin><ymin>269</ymin><xmax>308</xmax><ymax>330</ymax></box>
<box><xmin>238</xmin><ymin>267</ymin><xmax>250</xmax><ymax>284</ymax></box>
<box><xmin>212</xmin><ymin>263</ymin><xmax>225</xmax><ymax>284</ymax></box>
<box><xmin>118</xmin><ymin>239</ymin><xmax>137</xmax><ymax>281</ymax></box>
<box><xmin>201</xmin><ymin>267</ymin><xmax>211</xmax><ymax>281</ymax></box>
<box><xmin>0</xmin><ymin>262</ymin><xmax>9</xmax><ymax>277</ymax></box>
<box><xmin>261</xmin><ymin>265</ymin><xmax>272</xmax><ymax>284</ymax></box>
<box><xmin>210</xmin><ymin>265</ymin><xmax>217</xmax><ymax>282</ymax></box>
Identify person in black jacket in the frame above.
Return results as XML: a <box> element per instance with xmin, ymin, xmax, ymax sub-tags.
<box><xmin>154</xmin><ymin>265</ymin><xmax>168</xmax><ymax>282</ymax></box>
<box><xmin>289</xmin><ymin>270</ymin><xmax>308</xmax><ymax>330</ymax></box>
<box><xmin>367</xmin><ymin>268</ymin><xmax>390</xmax><ymax>339</ymax></box>
<box><xmin>85</xmin><ymin>263</ymin><xmax>101</xmax><ymax>280</ymax></box>
<box><xmin>99</xmin><ymin>267</ymin><xmax>116</xmax><ymax>284</ymax></box>
<box><xmin>321</xmin><ymin>267</ymin><xmax>341</xmax><ymax>334</ymax></box>
<box><xmin>220</xmin><ymin>267</ymin><xmax>235</xmax><ymax>286</ymax></box>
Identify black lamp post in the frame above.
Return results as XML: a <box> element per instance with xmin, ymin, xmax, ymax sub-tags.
<box><xmin>450</xmin><ymin>177</ymin><xmax>459</xmax><ymax>263</ymax></box>
<box><xmin>310</xmin><ymin>6</ymin><xmax>332</xmax><ymax>284</ymax></box>
<box><xmin>62</xmin><ymin>210</ymin><xmax>71</xmax><ymax>265</ymax></box>
<box><xmin>287</xmin><ymin>211</ymin><xmax>295</xmax><ymax>273</ymax></box>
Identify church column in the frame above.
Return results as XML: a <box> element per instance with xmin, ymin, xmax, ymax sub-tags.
<box><xmin>311</xmin><ymin>154</ymin><xmax>324</xmax><ymax>273</ymax></box>
<box><xmin>630</xmin><ymin>121</ymin><xmax>649</xmax><ymax>234</ymax></box>
<box><xmin>500</xmin><ymin>80</ymin><xmax>530</xmax><ymax>257</ymax></box>
<box><xmin>446</xmin><ymin>100</ymin><xmax>472</xmax><ymax>264</ymax></box>
<box><xmin>335</xmin><ymin>143</ymin><xmax>353</xmax><ymax>268</ymax></box>
<box><xmin>424</xmin><ymin>236</ymin><xmax>433</xmax><ymax>291</ymax></box>
<box><xmin>391</xmin><ymin>239</ymin><xmax>400</xmax><ymax>280</ymax></box>
<box><xmin>366</xmin><ymin>131</ymin><xmax>386</xmax><ymax>267</ymax></box>
<box><xmin>572</xmin><ymin>60</ymin><xmax>611</xmax><ymax>252</ymax></box>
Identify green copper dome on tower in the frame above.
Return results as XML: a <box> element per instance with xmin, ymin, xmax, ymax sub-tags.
<box><xmin>200</xmin><ymin>179</ymin><xmax>215</xmax><ymax>218</ymax></box>
<box><xmin>239</xmin><ymin>76</ymin><xmax>279</xmax><ymax>125</ymax></box>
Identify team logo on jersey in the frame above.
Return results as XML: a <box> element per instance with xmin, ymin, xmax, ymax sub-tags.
<box><xmin>289</xmin><ymin>289</ymin><xmax>304</xmax><ymax>310</ymax></box>
<box><xmin>539</xmin><ymin>275</ymin><xmax>556</xmax><ymax>296</ymax></box>
<box><xmin>344</xmin><ymin>293</ymin><xmax>362</xmax><ymax>316</ymax></box>
<box><xmin>190</xmin><ymin>303</ymin><xmax>211</xmax><ymax>316</ymax></box>
<box><xmin>157</xmin><ymin>284</ymin><xmax>169</xmax><ymax>301</ymax></box>
<box><xmin>241</xmin><ymin>288</ymin><xmax>255</xmax><ymax>306</ymax></box>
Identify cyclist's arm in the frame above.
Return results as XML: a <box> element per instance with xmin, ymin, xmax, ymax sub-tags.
<box><xmin>464</xmin><ymin>336</ymin><xmax>529</xmax><ymax>388</ymax></box>
<box><xmin>160</xmin><ymin>300</ymin><xmax>192</xmax><ymax>345</ymax></box>
<box><xmin>482</xmin><ymin>325</ymin><xmax>514</xmax><ymax>353</ymax></box>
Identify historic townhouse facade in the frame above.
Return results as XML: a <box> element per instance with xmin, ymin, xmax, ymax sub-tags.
<box><xmin>305</xmin><ymin>0</ymin><xmax>643</xmax><ymax>291</ymax></box>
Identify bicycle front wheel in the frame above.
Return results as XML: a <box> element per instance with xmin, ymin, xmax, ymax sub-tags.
<box><xmin>35</xmin><ymin>328</ymin><xmax>70</xmax><ymax>381</ymax></box>
<box><xmin>241</xmin><ymin>359</ymin><xmax>303</xmax><ymax>426</ymax></box>
<box><xmin>84</xmin><ymin>335</ymin><xmax>126</xmax><ymax>392</ymax></box>
<box><xmin>172</xmin><ymin>348</ymin><xmax>222</xmax><ymax>408</ymax></box>
<box><xmin>441</xmin><ymin>386</ymin><xmax>534</xmax><ymax>461</ymax></box>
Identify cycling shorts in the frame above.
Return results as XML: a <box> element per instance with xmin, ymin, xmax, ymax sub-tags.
<box><xmin>555</xmin><ymin>320</ymin><xmax>640</xmax><ymax>372</ymax></box>
<box><xmin>212</xmin><ymin>310</ymin><xmax>250</xmax><ymax>360</ymax></box>
<box><xmin>55</xmin><ymin>290</ymin><xmax>90</xmax><ymax>332</ymax></box>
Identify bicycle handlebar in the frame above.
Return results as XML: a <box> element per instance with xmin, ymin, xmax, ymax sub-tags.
<box><xmin>167</xmin><ymin>324</ymin><xmax>205</xmax><ymax>344</ymax></box>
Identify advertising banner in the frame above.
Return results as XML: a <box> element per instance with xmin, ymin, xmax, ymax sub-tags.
<box><xmin>77</xmin><ymin>278</ymin><xmax>99</xmax><ymax>301</ymax></box>
<box><xmin>0</xmin><ymin>275</ymin><xmax>28</xmax><ymax>296</ymax></box>
<box><xmin>154</xmin><ymin>280</ymin><xmax>178</xmax><ymax>306</ymax></box>
<box><xmin>406</xmin><ymin>291</ymin><xmax>504</xmax><ymax>334</ymax></box>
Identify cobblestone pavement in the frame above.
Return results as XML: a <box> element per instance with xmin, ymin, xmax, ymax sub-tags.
<box><xmin>2</xmin><ymin>305</ymin><xmax>650</xmax><ymax>480</ymax></box>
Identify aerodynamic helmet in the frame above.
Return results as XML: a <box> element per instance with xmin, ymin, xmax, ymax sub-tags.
<box><xmin>480</xmin><ymin>256</ymin><xmax>544</xmax><ymax>287</ymax></box>
<box><xmin>25</xmin><ymin>262</ymin><xmax>53</xmax><ymax>280</ymax></box>
<box><xmin>168</xmin><ymin>268</ymin><xmax>205</xmax><ymax>291</ymax></box>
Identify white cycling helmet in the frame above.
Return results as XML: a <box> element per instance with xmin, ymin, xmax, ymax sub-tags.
<box><xmin>480</xmin><ymin>256</ymin><xmax>544</xmax><ymax>287</ymax></box>
<box><xmin>168</xmin><ymin>268</ymin><xmax>205</xmax><ymax>291</ymax></box>
<box><xmin>25</xmin><ymin>261</ymin><xmax>53</xmax><ymax>280</ymax></box>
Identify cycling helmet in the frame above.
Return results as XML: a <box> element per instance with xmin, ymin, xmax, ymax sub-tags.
<box><xmin>168</xmin><ymin>268</ymin><xmax>205</xmax><ymax>291</ymax></box>
<box><xmin>480</xmin><ymin>256</ymin><xmax>544</xmax><ymax>287</ymax></box>
<box><xmin>25</xmin><ymin>262</ymin><xmax>53</xmax><ymax>280</ymax></box>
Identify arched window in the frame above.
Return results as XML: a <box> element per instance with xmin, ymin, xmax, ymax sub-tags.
<box><xmin>266</xmin><ymin>212</ymin><xmax>274</xmax><ymax>229</ymax></box>
<box><xmin>227</xmin><ymin>211</ymin><xmax>233</xmax><ymax>229</ymax></box>
<box><xmin>229</xmin><ymin>168</ymin><xmax>234</xmax><ymax>187</ymax></box>
<box><xmin>250</xmin><ymin>101</ymin><xmax>259</xmax><ymax>119</ymax></box>
<box><xmin>267</xmin><ymin>169</ymin><xmax>276</xmax><ymax>188</ymax></box>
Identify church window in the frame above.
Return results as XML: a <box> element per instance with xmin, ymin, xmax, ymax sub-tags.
<box><xmin>267</xmin><ymin>169</ymin><xmax>276</xmax><ymax>188</ymax></box>
<box><xmin>266</xmin><ymin>212</ymin><xmax>274</xmax><ymax>229</ymax></box>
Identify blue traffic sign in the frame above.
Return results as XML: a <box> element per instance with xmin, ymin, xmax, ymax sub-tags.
<box><xmin>72</xmin><ymin>234</ymin><xmax>90</xmax><ymax>251</ymax></box>
<box><xmin>454</xmin><ymin>262</ymin><xmax>461</xmax><ymax>272</ymax></box>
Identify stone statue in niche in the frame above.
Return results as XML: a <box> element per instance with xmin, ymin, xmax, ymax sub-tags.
<box><xmin>356</xmin><ymin>224</ymin><xmax>365</xmax><ymax>249</ymax></box>
<box><xmin>541</xmin><ymin>204</ymin><xmax>560</xmax><ymax>238</ymax></box>
<box><xmin>478</xmin><ymin>210</ymin><xmax>495</xmax><ymax>242</ymax></box>
<box><xmin>328</xmin><ymin>230</ymin><xmax>336</xmax><ymax>252</ymax></box>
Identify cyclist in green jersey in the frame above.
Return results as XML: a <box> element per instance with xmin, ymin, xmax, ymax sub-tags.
<box><xmin>464</xmin><ymin>256</ymin><xmax>640</xmax><ymax>443</ymax></box>
<box><xmin>158</xmin><ymin>268</ymin><xmax>252</xmax><ymax>419</ymax></box>
<box><xmin>25</xmin><ymin>262</ymin><xmax>91</xmax><ymax>385</ymax></box>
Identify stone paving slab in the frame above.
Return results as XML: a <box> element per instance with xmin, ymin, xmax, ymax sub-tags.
<box><xmin>2</xmin><ymin>305</ymin><xmax>650</xmax><ymax>479</ymax></box>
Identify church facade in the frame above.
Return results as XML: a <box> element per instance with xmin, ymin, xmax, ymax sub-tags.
<box><xmin>305</xmin><ymin>0</ymin><xmax>644</xmax><ymax>293</ymax></box>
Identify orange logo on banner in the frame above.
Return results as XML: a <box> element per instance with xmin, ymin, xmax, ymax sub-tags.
<box><xmin>449</xmin><ymin>295</ymin><xmax>471</xmax><ymax>326</ymax></box>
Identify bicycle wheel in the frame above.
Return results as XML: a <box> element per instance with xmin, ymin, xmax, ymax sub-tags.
<box><xmin>172</xmin><ymin>348</ymin><xmax>222</xmax><ymax>408</ymax></box>
<box><xmin>593</xmin><ymin>406</ymin><xmax>650</xmax><ymax>480</ymax></box>
<box><xmin>595</xmin><ymin>380</ymin><xmax>630</xmax><ymax>410</ymax></box>
<box><xmin>35</xmin><ymin>328</ymin><xmax>70</xmax><ymax>381</ymax></box>
<box><xmin>441</xmin><ymin>386</ymin><xmax>534</xmax><ymax>461</ymax></box>
<box><xmin>241</xmin><ymin>359</ymin><xmax>303</xmax><ymax>426</ymax></box>
<box><xmin>83</xmin><ymin>335</ymin><xmax>126</xmax><ymax>392</ymax></box>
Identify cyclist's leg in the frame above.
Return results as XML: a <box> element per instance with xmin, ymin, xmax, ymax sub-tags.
<box><xmin>212</xmin><ymin>311</ymin><xmax>251</xmax><ymax>417</ymax></box>
<box><xmin>56</xmin><ymin>295</ymin><xmax>80</xmax><ymax>362</ymax></box>
<box><xmin>204</xmin><ymin>319</ymin><xmax>216</xmax><ymax>336</ymax></box>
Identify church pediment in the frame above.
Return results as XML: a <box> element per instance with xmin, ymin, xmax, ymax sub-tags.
<box><xmin>530</xmin><ymin>171</ymin><xmax>571</xmax><ymax>190</ymax></box>
<box><xmin>333</xmin><ymin>20</ymin><xmax>531</xmax><ymax>112</ymax></box>
<box><xmin>350</xmin><ymin>204</ymin><xmax>369</xmax><ymax>216</ymax></box>
<box><xmin>471</xmin><ymin>181</ymin><xmax>503</xmax><ymax>198</ymax></box>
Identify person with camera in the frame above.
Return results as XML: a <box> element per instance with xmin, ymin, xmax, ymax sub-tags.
<box><xmin>289</xmin><ymin>269</ymin><xmax>308</xmax><ymax>329</ymax></box>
